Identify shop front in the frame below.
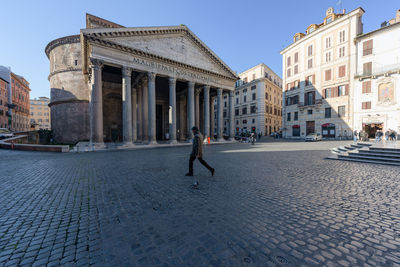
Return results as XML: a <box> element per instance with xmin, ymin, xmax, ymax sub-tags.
<box><xmin>321</xmin><ymin>123</ymin><xmax>335</xmax><ymax>138</ymax></box>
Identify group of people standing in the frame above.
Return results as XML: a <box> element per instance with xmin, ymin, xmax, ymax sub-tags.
<box><xmin>354</xmin><ymin>129</ymin><xmax>398</xmax><ymax>142</ymax></box>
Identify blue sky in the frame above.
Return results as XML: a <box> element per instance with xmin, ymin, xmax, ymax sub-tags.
<box><xmin>1</xmin><ymin>0</ymin><xmax>399</xmax><ymax>98</ymax></box>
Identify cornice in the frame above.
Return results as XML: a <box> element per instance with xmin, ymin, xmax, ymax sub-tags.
<box><xmin>48</xmin><ymin>68</ymin><xmax>82</xmax><ymax>80</ymax></box>
<box><xmin>45</xmin><ymin>35</ymin><xmax>80</xmax><ymax>58</ymax></box>
<box><xmin>86</xmin><ymin>13</ymin><xmax>125</xmax><ymax>29</ymax></box>
<box><xmin>48</xmin><ymin>99</ymin><xmax>89</xmax><ymax>107</ymax></box>
<box><xmin>84</xmin><ymin>34</ymin><xmax>237</xmax><ymax>82</ymax></box>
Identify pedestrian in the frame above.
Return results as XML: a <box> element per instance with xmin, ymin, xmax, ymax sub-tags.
<box><xmin>251</xmin><ymin>132</ymin><xmax>256</xmax><ymax>145</ymax></box>
<box><xmin>385</xmin><ymin>130</ymin><xmax>389</xmax><ymax>141</ymax></box>
<box><xmin>353</xmin><ymin>130</ymin><xmax>358</xmax><ymax>142</ymax></box>
<box><xmin>185</xmin><ymin>126</ymin><xmax>215</xmax><ymax>177</ymax></box>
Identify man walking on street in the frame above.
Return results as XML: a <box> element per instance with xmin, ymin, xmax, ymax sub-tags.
<box><xmin>185</xmin><ymin>126</ymin><xmax>215</xmax><ymax>177</ymax></box>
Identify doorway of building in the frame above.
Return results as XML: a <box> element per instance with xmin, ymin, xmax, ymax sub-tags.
<box><xmin>306</xmin><ymin>121</ymin><xmax>315</xmax><ymax>135</ymax></box>
<box><xmin>156</xmin><ymin>104</ymin><xmax>163</xmax><ymax>140</ymax></box>
<box><xmin>363</xmin><ymin>123</ymin><xmax>383</xmax><ymax>138</ymax></box>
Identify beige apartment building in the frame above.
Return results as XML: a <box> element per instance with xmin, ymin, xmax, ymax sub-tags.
<box><xmin>30</xmin><ymin>97</ymin><xmax>51</xmax><ymax>130</ymax></box>
<box><xmin>281</xmin><ymin>7</ymin><xmax>364</xmax><ymax>139</ymax></box>
<box><xmin>232</xmin><ymin>63</ymin><xmax>282</xmax><ymax>136</ymax></box>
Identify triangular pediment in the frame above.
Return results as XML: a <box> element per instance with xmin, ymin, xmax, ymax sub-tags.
<box><xmin>82</xmin><ymin>25</ymin><xmax>237</xmax><ymax>79</ymax></box>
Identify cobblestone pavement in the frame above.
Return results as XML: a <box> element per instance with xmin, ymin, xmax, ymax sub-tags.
<box><xmin>0</xmin><ymin>141</ymin><xmax>399</xmax><ymax>266</ymax></box>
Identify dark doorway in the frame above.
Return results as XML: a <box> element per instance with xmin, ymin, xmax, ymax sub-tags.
<box><xmin>156</xmin><ymin>104</ymin><xmax>163</xmax><ymax>140</ymax></box>
<box><xmin>363</xmin><ymin>123</ymin><xmax>383</xmax><ymax>138</ymax></box>
<box><xmin>306</xmin><ymin>121</ymin><xmax>315</xmax><ymax>135</ymax></box>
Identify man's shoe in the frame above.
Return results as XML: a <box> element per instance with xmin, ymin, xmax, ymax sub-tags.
<box><xmin>211</xmin><ymin>168</ymin><xmax>215</xmax><ymax>176</ymax></box>
<box><xmin>185</xmin><ymin>173</ymin><xmax>193</xmax><ymax>176</ymax></box>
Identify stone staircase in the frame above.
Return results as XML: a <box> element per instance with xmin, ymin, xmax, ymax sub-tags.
<box><xmin>328</xmin><ymin>142</ymin><xmax>400</xmax><ymax>166</ymax></box>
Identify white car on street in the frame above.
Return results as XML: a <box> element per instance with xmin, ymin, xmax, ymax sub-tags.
<box><xmin>0</xmin><ymin>128</ymin><xmax>13</xmax><ymax>140</ymax></box>
<box><xmin>305</xmin><ymin>133</ymin><xmax>322</xmax><ymax>142</ymax></box>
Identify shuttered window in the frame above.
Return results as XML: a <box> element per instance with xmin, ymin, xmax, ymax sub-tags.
<box><xmin>362</xmin><ymin>81</ymin><xmax>371</xmax><ymax>93</ymax></box>
<box><xmin>338</xmin><ymin>65</ymin><xmax>346</xmax><ymax>78</ymax></box>
<box><xmin>363</xmin><ymin>40</ymin><xmax>373</xmax><ymax>56</ymax></box>
<box><xmin>362</xmin><ymin>101</ymin><xmax>371</xmax><ymax>109</ymax></box>
<box><xmin>325</xmin><ymin>69</ymin><xmax>332</xmax><ymax>81</ymax></box>
<box><xmin>363</xmin><ymin>62</ymin><xmax>372</xmax><ymax>75</ymax></box>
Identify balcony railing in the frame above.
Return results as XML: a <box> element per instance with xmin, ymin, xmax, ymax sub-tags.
<box><xmin>356</xmin><ymin>64</ymin><xmax>400</xmax><ymax>78</ymax></box>
<box><xmin>298</xmin><ymin>99</ymin><xmax>322</xmax><ymax>108</ymax></box>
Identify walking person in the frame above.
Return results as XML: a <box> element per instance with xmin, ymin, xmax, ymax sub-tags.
<box><xmin>185</xmin><ymin>126</ymin><xmax>215</xmax><ymax>177</ymax></box>
<box><xmin>353</xmin><ymin>130</ymin><xmax>358</xmax><ymax>143</ymax></box>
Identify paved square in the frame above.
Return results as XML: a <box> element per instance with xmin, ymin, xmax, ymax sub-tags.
<box><xmin>0</xmin><ymin>141</ymin><xmax>399</xmax><ymax>266</ymax></box>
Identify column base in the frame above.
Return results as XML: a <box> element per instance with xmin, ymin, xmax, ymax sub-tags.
<box><xmin>90</xmin><ymin>142</ymin><xmax>105</xmax><ymax>150</ymax></box>
<box><xmin>120</xmin><ymin>142</ymin><xmax>135</xmax><ymax>149</ymax></box>
<box><xmin>169</xmin><ymin>140</ymin><xmax>178</xmax><ymax>144</ymax></box>
<box><xmin>148</xmin><ymin>140</ymin><xmax>158</xmax><ymax>145</ymax></box>
<box><xmin>216</xmin><ymin>138</ymin><xmax>224</xmax><ymax>142</ymax></box>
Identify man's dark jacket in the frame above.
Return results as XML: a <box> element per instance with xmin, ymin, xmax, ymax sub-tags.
<box><xmin>191</xmin><ymin>133</ymin><xmax>203</xmax><ymax>158</ymax></box>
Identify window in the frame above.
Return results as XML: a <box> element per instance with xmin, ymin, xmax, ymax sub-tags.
<box><xmin>294</xmin><ymin>111</ymin><xmax>298</xmax><ymax>121</ymax></box>
<box><xmin>250</xmin><ymin>105</ymin><xmax>257</xmax><ymax>114</ymax></box>
<box><xmin>236</xmin><ymin>98</ymin><xmax>239</xmax><ymax>104</ymax></box>
<box><xmin>308</xmin><ymin>45</ymin><xmax>313</xmax><ymax>56</ymax></box>
<box><xmin>325</xmin><ymin>108</ymin><xmax>331</xmax><ymax>118</ymax></box>
<box><xmin>362</xmin><ymin>101</ymin><xmax>371</xmax><ymax>109</ymax></box>
<box><xmin>363</xmin><ymin>62</ymin><xmax>372</xmax><ymax>75</ymax></box>
<box><xmin>362</xmin><ymin>81</ymin><xmax>371</xmax><ymax>93</ymax></box>
<box><xmin>294</xmin><ymin>65</ymin><xmax>298</xmax><ymax>74</ymax></box>
<box><xmin>236</xmin><ymin>120</ymin><xmax>239</xmax><ymax>125</ymax></box>
<box><xmin>338</xmin><ymin>65</ymin><xmax>346</xmax><ymax>78</ymax></box>
<box><xmin>325</xmin><ymin>37</ymin><xmax>331</xmax><ymax>49</ymax></box>
<box><xmin>325</xmin><ymin>69</ymin><xmax>332</xmax><ymax>81</ymax></box>
<box><xmin>287</xmin><ymin>112</ymin><xmax>291</xmax><ymax>121</ymax></box>
<box><xmin>243</xmin><ymin>95</ymin><xmax>247</xmax><ymax>103</ymax></box>
<box><xmin>338</xmin><ymin>105</ymin><xmax>346</xmax><ymax>117</ymax></box>
<box><xmin>363</xmin><ymin>40</ymin><xmax>373</xmax><ymax>56</ymax></box>
<box><xmin>339</xmin><ymin>46</ymin><xmax>345</xmax><ymax>58</ymax></box>
<box><xmin>306</xmin><ymin>75</ymin><xmax>314</xmax><ymax>86</ymax></box>
<box><xmin>242</xmin><ymin>119</ymin><xmax>247</xmax><ymax>124</ymax></box>
<box><xmin>339</xmin><ymin>30</ymin><xmax>346</xmax><ymax>43</ymax></box>
<box><xmin>294</xmin><ymin>52</ymin><xmax>298</xmax><ymax>63</ymax></box>
<box><xmin>338</xmin><ymin>85</ymin><xmax>347</xmax><ymax>96</ymax></box>
<box><xmin>326</xmin><ymin>16</ymin><xmax>333</xmax><ymax>24</ymax></box>
<box><xmin>235</xmin><ymin>108</ymin><xmax>239</xmax><ymax>116</ymax></box>
<box><xmin>252</xmin><ymin>93</ymin><xmax>256</xmax><ymax>101</ymax></box>
<box><xmin>287</xmin><ymin>56</ymin><xmax>291</xmax><ymax>67</ymax></box>
<box><xmin>287</xmin><ymin>68</ymin><xmax>291</xmax><ymax>77</ymax></box>
<box><xmin>307</xmin><ymin>109</ymin><xmax>313</xmax><ymax>115</ymax></box>
<box><xmin>325</xmin><ymin>52</ymin><xmax>331</xmax><ymax>62</ymax></box>
<box><xmin>265</xmin><ymin>93</ymin><xmax>268</xmax><ymax>99</ymax></box>
<box><xmin>242</xmin><ymin>107</ymin><xmax>247</xmax><ymax>114</ymax></box>
<box><xmin>324</xmin><ymin>88</ymin><xmax>332</xmax><ymax>98</ymax></box>
<box><xmin>223</xmin><ymin>111</ymin><xmax>227</xmax><ymax>118</ymax></box>
<box><xmin>30</xmin><ymin>112</ymin><xmax>34</xmax><ymax>115</ymax></box>
<box><xmin>308</xmin><ymin>59</ymin><xmax>313</xmax><ymax>69</ymax></box>
<box><xmin>75</xmin><ymin>60</ymin><xmax>78</xmax><ymax>66</ymax></box>
<box><xmin>252</xmin><ymin>118</ymin><xmax>255</xmax><ymax>123</ymax></box>
<box><xmin>251</xmin><ymin>85</ymin><xmax>256</xmax><ymax>90</ymax></box>
<box><xmin>224</xmin><ymin>102</ymin><xmax>227</xmax><ymax>107</ymax></box>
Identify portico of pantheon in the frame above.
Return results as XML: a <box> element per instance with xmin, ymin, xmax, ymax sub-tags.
<box><xmin>45</xmin><ymin>14</ymin><xmax>237</xmax><ymax>147</ymax></box>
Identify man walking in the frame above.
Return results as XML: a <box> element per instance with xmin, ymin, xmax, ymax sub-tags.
<box><xmin>185</xmin><ymin>126</ymin><xmax>215</xmax><ymax>176</ymax></box>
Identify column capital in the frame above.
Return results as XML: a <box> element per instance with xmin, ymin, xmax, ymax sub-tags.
<box><xmin>188</xmin><ymin>81</ymin><xmax>195</xmax><ymax>88</ymax></box>
<box><xmin>229</xmin><ymin>90</ymin><xmax>234</xmax><ymax>97</ymax></box>
<box><xmin>195</xmin><ymin>88</ymin><xmax>201</xmax><ymax>95</ymax></box>
<box><xmin>132</xmin><ymin>87</ymin><xmax>137</xmax><ymax>93</ymax></box>
<box><xmin>217</xmin><ymin>88</ymin><xmax>223</xmax><ymax>95</ymax></box>
<box><xmin>148</xmin><ymin>72</ymin><xmax>156</xmax><ymax>82</ymax></box>
<box><xmin>204</xmin><ymin>85</ymin><xmax>210</xmax><ymax>90</ymax></box>
<box><xmin>168</xmin><ymin>76</ymin><xmax>176</xmax><ymax>84</ymax></box>
<box><xmin>89</xmin><ymin>58</ymin><xmax>104</xmax><ymax>70</ymax></box>
<box><xmin>122</xmin><ymin>66</ymin><xmax>132</xmax><ymax>77</ymax></box>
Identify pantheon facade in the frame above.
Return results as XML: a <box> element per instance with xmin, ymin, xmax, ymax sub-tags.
<box><xmin>45</xmin><ymin>14</ymin><xmax>237</xmax><ymax>146</ymax></box>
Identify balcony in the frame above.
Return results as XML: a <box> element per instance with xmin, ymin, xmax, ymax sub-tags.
<box><xmin>298</xmin><ymin>99</ymin><xmax>322</xmax><ymax>108</ymax></box>
<box><xmin>355</xmin><ymin>64</ymin><xmax>400</xmax><ymax>79</ymax></box>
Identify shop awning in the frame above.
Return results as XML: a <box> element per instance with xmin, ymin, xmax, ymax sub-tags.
<box><xmin>292</xmin><ymin>125</ymin><xmax>300</xmax><ymax>128</ymax></box>
<box><xmin>321</xmin><ymin>123</ymin><xmax>335</xmax><ymax>127</ymax></box>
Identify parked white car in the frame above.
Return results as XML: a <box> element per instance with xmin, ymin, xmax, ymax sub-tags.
<box><xmin>305</xmin><ymin>133</ymin><xmax>322</xmax><ymax>142</ymax></box>
<box><xmin>0</xmin><ymin>128</ymin><xmax>13</xmax><ymax>140</ymax></box>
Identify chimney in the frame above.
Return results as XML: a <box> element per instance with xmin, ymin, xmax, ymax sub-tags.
<box><xmin>397</xmin><ymin>9</ymin><xmax>400</xmax><ymax>22</ymax></box>
<box><xmin>342</xmin><ymin>9</ymin><xmax>346</xmax><ymax>14</ymax></box>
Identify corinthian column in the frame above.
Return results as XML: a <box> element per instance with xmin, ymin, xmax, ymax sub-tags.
<box><xmin>89</xmin><ymin>58</ymin><xmax>104</xmax><ymax>148</ymax></box>
<box><xmin>210</xmin><ymin>96</ymin><xmax>215</xmax><ymax>139</ymax></box>
<box><xmin>217</xmin><ymin>88</ymin><xmax>223</xmax><ymax>142</ymax></box>
<box><xmin>142</xmin><ymin>77</ymin><xmax>149</xmax><ymax>141</ymax></box>
<box><xmin>137</xmin><ymin>83</ymin><xmax>142</xmax><ymax>142</ymax></box>
<box><xmin>122</xmin><ymin>66</ymin><xmax>133</xmax><ymax>145</ymax></box>
<box><xmin>195</xmin><ymin>88</ymin><xmax>200</xmax><ymax>128</ymax></box>
<box><xmin>187</xmin><ymin>81</ymin><xmax>195</xmax><ymax>140</ymax></box>
<box><xmin>132</xmin><ymin>87</ymin><xmax>137</xmax><ymax>142</ymax></box>
<box><xmin>229</xmin><ymin>90</ymin><xmax>235</xmax><ymax>140</ymax></box>
<box><xmin>203</xmin><ymin>85</ymin><xmax>210</xmax><ymax>139</ymax></box>
<box><xmin>148</xmin><ymin>72</ymin><xmax>157</xmax><ymax>144</ymax></box>
<box><xmin>169</xmin><ymin>77</ymin><xmax>177</xmax><ymax>144</ymax></box>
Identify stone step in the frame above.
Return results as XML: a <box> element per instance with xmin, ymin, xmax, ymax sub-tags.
<box><xmin>327</xmin><ymin>155</ymin><xmax>400</xmax><ymax>166</ymax></box>
<box><xmin>369</xmin><ymin>147</ymin><xmax>400</xmax><ymax>153</ymax></box>
<box><xmin>338</xmin><ymin>153</ymin><xmax>400</xmax><ymax>163</ymax></box>
<box><xmin>357</xmin><ymin>142</ymin><xmax>372</xmax><ymax>147</ymax></box>
<box><xmin>344</xmin><ymin>146</ymin><xmax>357</xmax><ymax>150</ymax></box>
<box><xmin>354</xmin><ymin>150</ymin><xmax>400</xmax><ymax>158</ymax></box>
